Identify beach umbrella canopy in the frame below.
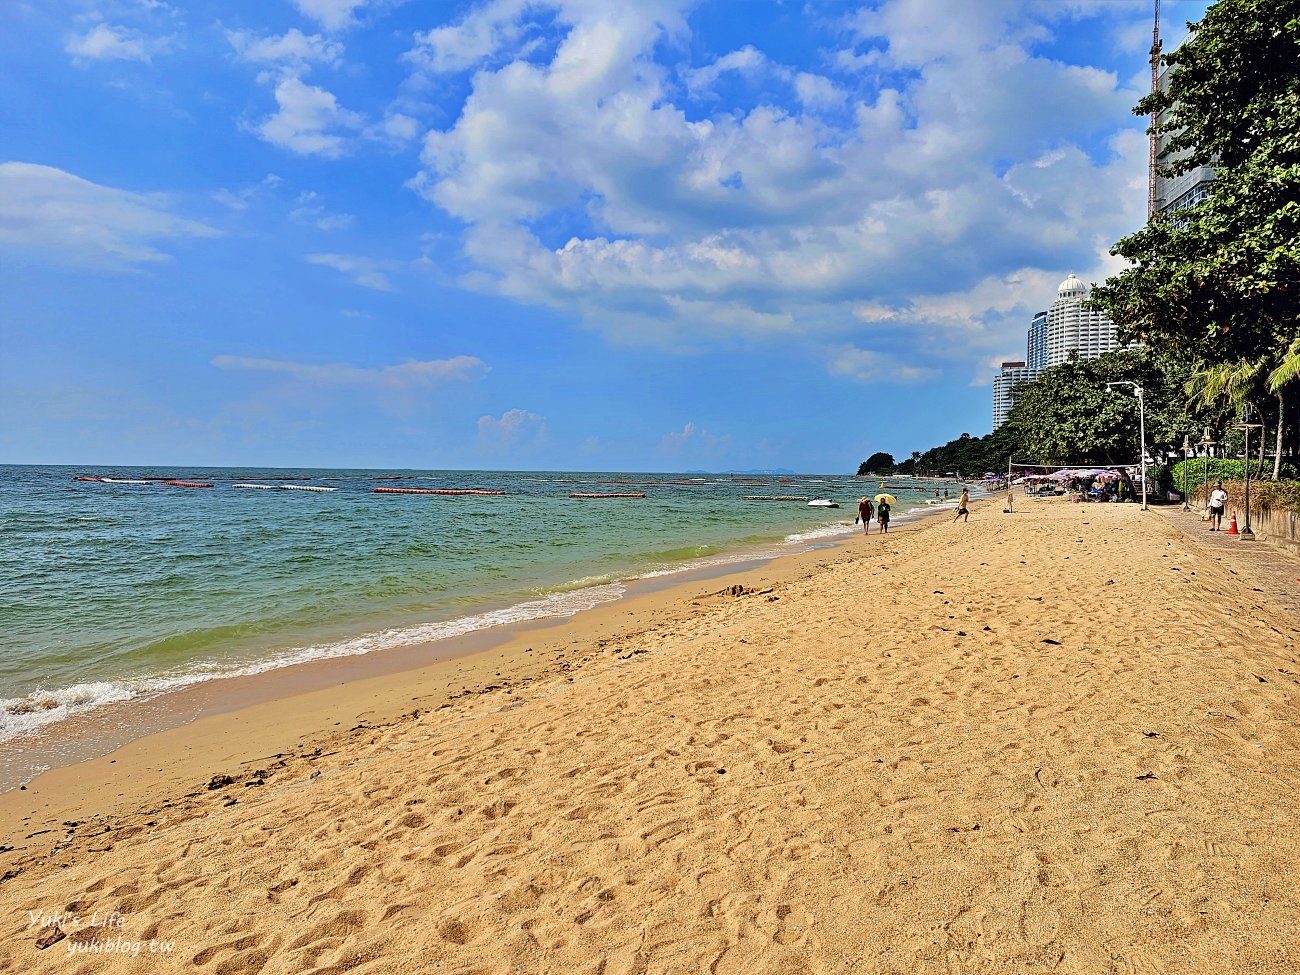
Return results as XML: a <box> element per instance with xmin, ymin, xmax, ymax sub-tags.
<box><xmin>875</xmin><ymin>493</ymin><xmax>896</xmax><ymax>504</ymax></box>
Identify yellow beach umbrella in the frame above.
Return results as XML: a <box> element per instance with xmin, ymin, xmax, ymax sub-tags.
<box><xmin>875</xmin><ymin>493</ymin><xmax>896</xmax><ymax>504</ymax></box>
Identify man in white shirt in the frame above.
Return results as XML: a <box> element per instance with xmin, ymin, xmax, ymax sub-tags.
<box><xmin>1208</xmin><ymin>482</ymin><xmax>1229</xmax><ymax>531</ymax></box>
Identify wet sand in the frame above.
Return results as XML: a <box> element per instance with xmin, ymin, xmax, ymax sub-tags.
<box><xmin>2</xmin><ymin>497</ymin><xmax>1298</xmax><ymax>974</ymax></box>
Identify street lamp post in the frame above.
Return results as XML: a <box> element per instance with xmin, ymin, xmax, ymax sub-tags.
<box><xmin>1180</xmin><ymin>435</ymin><xmax>1192</xmax><ymax>511</ymax></box>
<box><xmin>1240</xmin><ymin>407</ymin><xmax>1264</xmax><ymax>539</ymax></box>
<box><xmin>1107</xmin><ymin>381</ymin><xmax>1147</xmax><ymax>510</ymax></box>
<box><xmin>1200</xmin><ymin>428</ymin><xmax>1216</xmax><ymax>511</ymax></box>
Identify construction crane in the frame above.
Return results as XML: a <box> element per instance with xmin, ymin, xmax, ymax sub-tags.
<box><xmin>1147</xmin><ymin>0</ymin><xmax>1162</xmax><ymax>221</ymax></box>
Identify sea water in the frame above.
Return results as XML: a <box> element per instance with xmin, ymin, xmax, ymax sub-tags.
<box><xmin>0</xmin><ymin>465</ymin><xmax>956</xmax><ymax>741</ymax></box>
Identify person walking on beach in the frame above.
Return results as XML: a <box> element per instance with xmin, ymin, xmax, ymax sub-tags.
<box><xmin>876</xmin><ymin>499</ymin><xmax>891</xmax><ymax>534</ymax></box>
<box><xmin>856</xmin><ymin>496</ymin><xmax>874</xmax><ymax>535</ymax></box>
<box><xmin>953</xmin><ymin>488</ymin><xmax>970</xmax><ymax>523</ymax></box>
<box><xmin>1208</xmin><ymin>481</ymin><xmax>1228</xmax><ymax>531</ymax></box>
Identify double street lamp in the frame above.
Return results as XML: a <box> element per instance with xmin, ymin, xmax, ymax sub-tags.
<box><xmin>1240</xmin><ymin>407</ymin><xmax>1263</xmax><ymax>539</ymax></box>
<box><xmin>1180</xmin><ymin>435</ymin><xmax>1193</xmax><ymax>511</ymax></box>
<box><xmin>1200</xmin><ymin>428</ymin><xmax>1217</xmax><ymax>511</ymax></box>
<box><xmin>1106</xmin><ymin>381</ymin><xmax>1147</xmax><ymax>511</ymax></box>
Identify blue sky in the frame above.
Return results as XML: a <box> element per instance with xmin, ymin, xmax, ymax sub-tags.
<box><xmin>0</xmin><ymin>0</ymin><xmax>1211</xmax><ymax>472</ymax></box>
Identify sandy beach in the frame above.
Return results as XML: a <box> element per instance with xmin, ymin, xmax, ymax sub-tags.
<box><xmin>2</xmin><ymin>497</ymin><xmax>1298</xmax><ymax>974</ymax></box>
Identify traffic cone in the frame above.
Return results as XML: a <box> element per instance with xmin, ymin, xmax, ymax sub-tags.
<box><xmin>1225</xmin><ymin>511</ymin><xmax>1239</xmax><ymax>536</ymax></box>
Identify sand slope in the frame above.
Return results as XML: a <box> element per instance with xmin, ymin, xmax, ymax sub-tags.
<box><xmin>2</xmin><ymin>501</ymin><xmax>1299</xmax><ymax>974</ymax></box>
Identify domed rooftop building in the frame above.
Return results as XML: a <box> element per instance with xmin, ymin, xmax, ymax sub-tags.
<box><xmin>1045</xmin><ymin>271</ymin><xmax>1125</xmax><ymax>367</ymax></box>
<box><xmin>1057</xmin><ymin>272</ymin><xmax>1089</xmax><ymax>299</ymax></box>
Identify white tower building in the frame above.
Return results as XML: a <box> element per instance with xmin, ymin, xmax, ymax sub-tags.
<box><xmin>1044</xmin><ymin>273</ymin><xmax>1122</xmax><ymax>366</ymax></box>
<box><xmin>992</xmin><ymin>361</ymin><xmax>1032</xmax><ymax>429</ymax></box>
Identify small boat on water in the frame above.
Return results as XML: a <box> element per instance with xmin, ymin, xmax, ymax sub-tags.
<box><xmin>807</xmin><ymin>498</ymin><xmax>839</xmax><ymax>508</ymax></box>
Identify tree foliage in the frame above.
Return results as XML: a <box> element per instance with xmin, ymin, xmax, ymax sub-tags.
<box><xmin>1007</xmin><ymin>349</ymin><xmax>1200</xmax><ymax>464</ymax></box>
<box><xmin>1090</xmin><ymin>0</ymin><xmax>1300</xmax><ymax>470</ymax></box>
<box><xmin>857</xmin><ymin>452</ymin><xmax>896</xmax><ymax>475</ymax></box>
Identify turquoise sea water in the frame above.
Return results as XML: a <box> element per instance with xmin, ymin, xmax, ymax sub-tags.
<box><xmin>0</xmin><ymin>465</ymin><xmax>956</xmax><ymax>740</ymax></box>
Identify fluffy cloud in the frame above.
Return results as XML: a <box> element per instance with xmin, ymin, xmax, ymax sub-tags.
<box><xmin>292</xmin><ymin>0</ymin><xmax>371</xmax><ymax>32</ymax></box>
<box><xmin>0</xmin><ymin>162</ymin><xmax>218</xmax><ymax>266</ymax></box>
<box><xmin>256</xmin><ymin>76</ymin><xmax>362</xmax><ymax>157</ymax></box>
<box><xmin>227</xmin><ymin>28</ymin><xmax>343</xmax><ymax>69</ymax></box>
<box><xmin>212</xmin><ymin>354</ymin><xmax>487</xmax><ymax>387</ymax></box>
<box><xmin>65</xmin><ymin>24</ymin><xmax>169</xmax><ymax>63</ymax></box>
<box><xmin>305</xmin><ymin>252</ymin><xmax>395</xmax><ymax>290</ymax></box>
<box><xmin>290</xmin><ymin>192</ymin><xmax>354</xmax><ymax>230</ymax></box>
<box><xmin>826</xmin><ymin>345</ymin><xmax>939</xmax><ymax>384</ymax></box>
<box><xmin>406</xmin><ymin>0</ymin><xmax>1151</xmax><ymax>379</ymax></box>
<box><xmin>659</xmin><ymin>421</ymin><xmax>729</xmax><ymax>454</ymax></box>
<box><xmin>477</xmin><ymin>408</ymin><xmax>547</xmax><ymax>450</ymax></box>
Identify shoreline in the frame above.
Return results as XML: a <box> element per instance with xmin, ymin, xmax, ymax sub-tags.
<box><xmin>3</xmin><ymin>495</ymin><xmax>1297</xmax><ymax>972</ymax></box>
<box><xmin>0</xmin><ymin>491</ymin><xmax>958</xmax><ymax>793</ymax></box>
<box><xmin>0</xmin><ymin>496</ymin><xmax>964</xmax><ymax>851</ymax></box>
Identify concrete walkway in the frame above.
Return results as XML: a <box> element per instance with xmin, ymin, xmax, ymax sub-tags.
<box><xmin>1154</xmin><ymin>504</ymin><xmax>1300</xmax><ymax>625</ymax></box>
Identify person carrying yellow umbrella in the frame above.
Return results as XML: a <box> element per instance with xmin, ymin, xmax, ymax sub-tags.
<box><xmin>874</xmin><ymin>492</ymin><xmax>895</xmax><ymax>534</ymax></box>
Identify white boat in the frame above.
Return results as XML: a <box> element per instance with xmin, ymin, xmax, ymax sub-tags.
<box><xmin>807</xmin><ymin>498</ymin><xmax>839</xmax><ymax>508</ymax></box>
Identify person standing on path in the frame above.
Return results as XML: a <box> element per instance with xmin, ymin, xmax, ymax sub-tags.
<box><xmin>856</xmin><ymin>497</ymin><xmax>874</xmax><ymax>535</ymax></box>
<box><xmin>876</xmin><ymin>499</ymin><xmax>891</xmax><ymax>534</ymax></box>
<box><xmin>1208</xmin><ymin>482</ymin><xmax>1228</xmax><ymax>531</ymax></box>
<box><xmin>953</xmin><ymin>488</ymin><xmax>970</xmax><ymax>523</ymax></box>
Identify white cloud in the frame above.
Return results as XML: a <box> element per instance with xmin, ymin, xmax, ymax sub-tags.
<box><xmin>377</xmin><ymin>113</ymin><xmax>420</xmax><ymax>143</ymax></box>
<box><xmin>827</xmin><ymin>345</ymin><xmax>939</xmax><ymax>384</ymax></box>
<box><xmin>256</xmin><ymin>76</ymin><xmax>362</xmax><ymax>157</ymax></box>
<box><xmin>405</xmin><ymin>0</ymin><xmax>1151</xmax><ymax>380</ymax></box>
<box><xmin>66</xmin><ymin>23</ymin><xmax>169</xmax><ymax>62</ymax></box>
<box><xmin>684</xmin><ymin>46</ymin><xmax>766</xmax><ymax>92</ymax></box>
<box><xmin>212</xmin><ymin>354</ymin><xmax>487</xmax><ymax>387</ymax></box>
<box><xmin>290</xmin><ymin>191</ymin><xmax>354</xmax><ymax>230</ymax></box>
<box><xmin>659</xmin><ymin>421</ymin><xmax>729</xmax><ymax>454</ymax></box>
<box><xmin>477</xmin><ymin>408</ymin><xmax>547</xmax><ymax>450</ymax></box>
<box><xmin>292</xmin><ymin>0</ymin><xmax>370</xmax><ymax>32</ymax></box>
<box><xmin>0</xmin><ymin>161</ymin><xmax>218</xmax><ymax>266</ymax></box>
<box><xmin>211</xmin><ymin>173</ymin><xmax>283</xmax><ymax>211</ymax></box>
<box><xmin>305</xmin><ymin>252</ymin><xmax>394</xmax><ymax>290</ymax></box>
<box><xmin>406</xmin><ymin>0</ymin><xmax>532</xmax><ymax>74</ymax></box>
<box><xmin>227</xmin><ymin>28</ymin><xmax>343</xmax><ymax>69</ymax></box>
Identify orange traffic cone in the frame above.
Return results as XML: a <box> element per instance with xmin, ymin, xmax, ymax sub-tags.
<box><xmin>1225</xmin><ymin>511</ymin><xmax>1239</xmax><ymax>536</ymax></box>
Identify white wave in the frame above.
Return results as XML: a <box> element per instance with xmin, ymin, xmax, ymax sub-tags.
<box><xmin>0</xmin><ymin>682</ymin><xmax>136</xmax><ymax>740</ymax></box>
<box><xmin>0</xmin><ymin>585</ymin><xmax>629</xmax><ymax>743</ymax></box>
<box><xmin>783</xmin><ymin>523</ymin><xmax>856</xmax><ymax>544</ymax></box>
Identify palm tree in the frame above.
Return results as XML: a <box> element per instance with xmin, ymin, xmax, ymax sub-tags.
<box><xmin>1190</xmin><ymin>341</ymin><xmax>1298</xmax><ymax>480</ymax></box>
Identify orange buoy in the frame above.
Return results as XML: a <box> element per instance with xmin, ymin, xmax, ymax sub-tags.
<box><xmin>162</xmin><ymin>480</ymin><xmax>213</xmax><ymax>488</ymax></box>
<box><xmin>373</xmin><ymin>487</ymin><xmax>505</xmax><ymax>496</ymax></box>
<box><xmin>569</xmin><ymin>492</ymin><xmax>646</xmax><ymax>499</ymax></box>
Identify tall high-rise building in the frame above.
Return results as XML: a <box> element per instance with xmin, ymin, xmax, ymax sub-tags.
<box><xmin>992</xmin><ymin>361</ymin><xmax>1032</xmax><ymax>429</ymax></box>
<box><xmin>1154</xmin><ymin>63</ymin><xmax>1215</xmax><ymax>218</ymax></box>
<box><xmin>1026</xmin><ymin>310</ymin><xmax>1048</xmax><ymax>373</ymax></box>
<box><xmin>992</xmin><ymin>275</ymin><xmax>1127</xmax><ymax>428</ymax></box>
<box><xmin>1044</xmin><ymin>273</ymin><xmax>1123</xmax><ymax>366</ymax></box>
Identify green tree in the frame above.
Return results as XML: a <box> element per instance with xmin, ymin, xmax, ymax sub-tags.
<box><xmin>1007</xmin><ymin>349</ymin><xmax>1200</xmax><ymax>465</ymax></box>
<box><xmin>857</xmin><ymin>451</ymin><xmax>896</xmax><ymax>475</ymax></box>
<box><xmin>1089</xmin><ymin>0</ymin><xmax>1300</xmax><ymax>475</ymax></box>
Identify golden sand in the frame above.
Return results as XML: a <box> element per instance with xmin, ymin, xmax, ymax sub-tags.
<box><xmin>2</xmin><ymin>499</ymin><xmax>1298</xmax><ymax>973</ymax></box>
